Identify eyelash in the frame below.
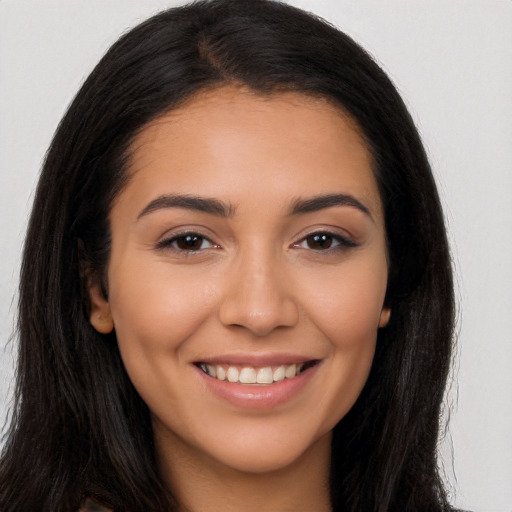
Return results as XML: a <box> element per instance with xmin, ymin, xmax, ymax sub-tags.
<box><xmin>293</xmin><ymin>232</ymin><xmax>357</xmax><ymax>252</ymax></box>
<box><xmin>156</xmin><ymin>232</ymin><xmax>217</xmax><ymax>253</ymax></box>
<box><xmin>156</xmin><ymin>230</ymin><xmax>357</xmax><ymax>254</ymax></box>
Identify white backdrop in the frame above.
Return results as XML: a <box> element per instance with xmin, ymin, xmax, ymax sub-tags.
<box><xmin>1</xmin><ymin>1</ymin><xmax>511</xmax><ymax>510</ymax></box>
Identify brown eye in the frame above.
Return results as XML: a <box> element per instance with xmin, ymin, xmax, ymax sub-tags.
<box><xmin>305</xmin><ymin>233</ymin><xmax>334</xmax><ymax>250</ymax></box>
<box><xmin>294</xmin><ymin>232</ymin><xmax>357</xmax><ymax>252</ymax></box>
<box><xmin>156</xmin><ymin>233</ymin><xmax>215</xmax><ymax>252</ymax></box>
<box><xmin>175</xmin><ymin>234</ymin><xmax>208</xmax><ymax>251</ymax></box>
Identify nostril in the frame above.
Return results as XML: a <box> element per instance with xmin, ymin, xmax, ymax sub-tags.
<box><xmin>218</xmin><ymin>295</ymin><xmax>299</xmax><ymax>336</ymax></box>
<box><xmin>217</xmin><ymin>255</ymin><xmax>300</xmax><ymax>336</ymax></box>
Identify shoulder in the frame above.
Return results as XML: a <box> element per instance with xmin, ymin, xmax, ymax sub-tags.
<box><xmin>79</xmin><ymin>495</ymin><xmax>113</xmax><ymax>512</ymax></box>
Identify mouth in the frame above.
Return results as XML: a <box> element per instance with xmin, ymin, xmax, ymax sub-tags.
<box><xmin>195</xmin><ymin>360</ymin><xmax>320</xmax><ymax>385</ymax></box>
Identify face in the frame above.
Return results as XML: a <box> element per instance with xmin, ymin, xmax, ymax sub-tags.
<box><xmin>89</xmin><ymin>87</ymin><xmax>390</xmax><ymax>476</ymax></box>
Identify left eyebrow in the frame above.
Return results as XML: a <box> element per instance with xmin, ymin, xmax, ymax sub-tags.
<box><xmin>136</xmin><ymin>194</ymin><xmax>236</xmax><ymax>220</ymax></box>
<box><xmin>289</xmin><ymin>193</ymin><xmax>373</xmax><ymax>220</ymax></box>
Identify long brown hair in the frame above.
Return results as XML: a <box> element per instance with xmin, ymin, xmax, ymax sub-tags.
<box><xmin>1</xmin><ymin>1</ymin><xmax>455</xmax><ymax>510</ymax></box>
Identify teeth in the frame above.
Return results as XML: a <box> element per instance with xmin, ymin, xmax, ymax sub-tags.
<box><xmin>273</xmin><ymin>366</ymin><xmax>285</xmax><ymax>382</ymax></box>
<box><xmin>216</xmin><ymin>366</ymin><xmax>226</xmax><ymax>381</ymax></box>
<box><xmin>285</xmin><ymin>363</ymin><xmax>296</xmax><ymax>379</ymax></box>
<box><xmin>199</xmin><ymin>362</ymin><xmax>308</xmax><ymax>384</ymax></box>
<box><xmin>239</xmin><ymin>367</ymin><xmax>257</xmax><ymax>384</ymax></box>
<box><xmin>256</xmin><ymin>367</ymin><xmax>273</xmax><ymax>384</ymax></box>
<box><xmin>226</xmin><ymin>367</ymin><xmax>239</xmax><ymax>383</ymax></box>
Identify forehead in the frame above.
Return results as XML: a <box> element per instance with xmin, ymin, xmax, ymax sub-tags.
<box><xmin>119</xmin><ymin>86</ymin><xmax>382</xmax><ymax>222</ymax></box>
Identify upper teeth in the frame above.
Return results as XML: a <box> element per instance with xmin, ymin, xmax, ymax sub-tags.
<box><xmin>199</xmin><ymin>363</ymin><xmax>304</xmax><ymax>384</ymax></box>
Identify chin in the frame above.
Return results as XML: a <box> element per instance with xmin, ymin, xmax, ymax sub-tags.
<box><xmin>196</xmin><ymin>425</ymin><xmax>332</xmax><ymax>475</ymax></box>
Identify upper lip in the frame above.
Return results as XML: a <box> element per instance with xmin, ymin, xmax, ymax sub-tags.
<box><xmin>193</xmin><ymin>353</ymin><xmax>321</xmax><ymax>366</ymax></box>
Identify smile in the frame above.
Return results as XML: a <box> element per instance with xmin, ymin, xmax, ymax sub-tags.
<box><xmin>196</xmin><ymin>361</ymin><xmax>318</xmax><ymax>385</ymax></box>
<box><xmin>193</xmin><ymin>358</ymin><xmax>322</xmax><ymax>409</ymax></box>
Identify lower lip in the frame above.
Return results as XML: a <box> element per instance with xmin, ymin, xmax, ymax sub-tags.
<box><xmin>194</xmin><ymin>364</ymin><xmax>319</xmax><ymax>410</ymax></box>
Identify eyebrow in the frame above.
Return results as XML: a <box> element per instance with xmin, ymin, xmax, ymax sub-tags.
<box><xmin>137</xmin><ymin>194</ymin><xmax>236</xmax><ymax>220</ymax></box>
<box><xmin>136</xmin><ymin>192</ymin><xmax>372</xmax><ymax>221</ymax></box>
<box><xmin>289</xmin><ymin>193</ymin><xmax>372</xmax><ymax>219</ymax></box>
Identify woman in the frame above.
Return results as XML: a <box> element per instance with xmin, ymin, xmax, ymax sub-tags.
<box><xmin>0</xmin><ymin>1</ymin><xmax>456</xmax><ymax>510</ymax></box>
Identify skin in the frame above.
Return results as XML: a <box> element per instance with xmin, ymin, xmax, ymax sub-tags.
<box><xmin>89</xmin><ymin>86</ymin><xmax>390</xmax><ymax>512</ymax></box>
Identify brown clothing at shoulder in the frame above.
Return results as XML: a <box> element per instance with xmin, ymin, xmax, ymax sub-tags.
<box><xmin>78</xmin><ymin>495</ymin><xmax>113</xmax><ymax>512</ymax></box>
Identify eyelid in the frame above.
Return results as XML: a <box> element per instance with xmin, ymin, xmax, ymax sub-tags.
<box><xmin>154</xmin><ymin>226</ymin><xmax>357</xmax><ymax>254</ymax></box>
<box><xmin>155</xmin><ymin>229</ymin><xmax>219</xmax><ymax>252</ymax></box>
<box><xmin>291</xmin><ymin>229</ymin><xmax>358</xmax><ymax>250</ymax></box>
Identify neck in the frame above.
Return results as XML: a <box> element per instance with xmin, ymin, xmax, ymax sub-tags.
<box><xmin>156</xmin><ymin>431</ymin><xmax>333</xmax><ymax>512</ymax></box>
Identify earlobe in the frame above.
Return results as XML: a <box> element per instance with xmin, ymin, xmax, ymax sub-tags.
<box><xmin>379</xmin><ymin>307</ymin><xmax>391</xmax><ymax>328</ymax></box>
<box><xmin>89</xmin><ymin>283</ymin><xmax>114</xmax><ymax>334</ymax></box>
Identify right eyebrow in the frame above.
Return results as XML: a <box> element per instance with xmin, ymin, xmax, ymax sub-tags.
<box><xmin>289</xmin><ymin>193</ymin><xmax>373</xmax><ymax>221</ymax></box>
<box><xmin>136</xmin><ymin>194</ymin><xmax>236</xmax><ymax>220</ymax></box>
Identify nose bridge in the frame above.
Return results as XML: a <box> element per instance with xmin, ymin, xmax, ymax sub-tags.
<box><xmin>219</xmin><ymin>242</ymin><xmax>299</xmax><ymax>336</ymax></box>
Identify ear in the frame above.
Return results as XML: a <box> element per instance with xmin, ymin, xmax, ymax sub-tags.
<box><xmin>89</xmin><ymin>282</ymin><xmax>114</xmax><ymax>334</ymax></box>
<box><xmin>378</xmin><ymin>306</ymin><xmax>391</xmax><ymax>328</ymax></box>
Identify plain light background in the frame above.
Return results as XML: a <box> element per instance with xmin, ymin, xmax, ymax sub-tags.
<box><xmin>1</xmin><ymin>1</ymin><xmax>511</xmax><ymax>510</ymax></box>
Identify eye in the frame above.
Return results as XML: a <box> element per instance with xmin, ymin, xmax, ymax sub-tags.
<box><xmin>294</xmin><ymin>232</ymin><xmax>356</xmax><ymax>251</ymax></box>
<box><xmin>157</xmin><ymin>233</ymin><xmax>216</xmax><ymax>252</ymax></box>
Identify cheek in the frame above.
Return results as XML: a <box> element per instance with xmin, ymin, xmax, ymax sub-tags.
<box><xmin>296</xmin><ymin>256</ymin><xmax>387</xmax><ymax>429</ymax></box>
<box><xmin>300</xmin><ymin>256</ymin><xmax>388</xmax><ymax>346</ymax></box>
<box><xmin>107</xmin><ymin>257</ymin><xmax>220</xmax><ymax>367</ymax></box>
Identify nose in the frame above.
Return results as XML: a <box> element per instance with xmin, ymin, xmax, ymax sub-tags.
<box><xmin>218</xmin><ymin>249</ymin><xmax>299</xmax><ymax>337</ymax></box>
